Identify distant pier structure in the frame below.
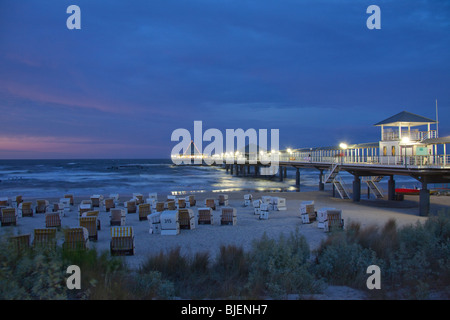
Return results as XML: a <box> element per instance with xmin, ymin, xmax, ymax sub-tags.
<box><xmin>204</xmin><ymin>111</ymin><xmax>450</xmax><ymax>216</ymax></box>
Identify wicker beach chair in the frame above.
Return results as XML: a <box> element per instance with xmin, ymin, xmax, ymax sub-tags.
<box><xmin>1</xmin><ymin>208</ymin><xmax>17</xmax><ymax>226</ymax></box>
<box><xmin>21</xmin><ymin>202</ymin><xmax>34</xmax><ymax>217</ymax></box>
<box><xmin>166</xmin><ymin>200</ymin><xmax>176</xmax><ymax>211</ymax></box>
<box><xmin>15</xmin><ymin>195</ymin><xmax>23</xmax><ymax>207</ymax></box>
<box><xmin>45</xmin><ymin>212</ymin><xmax>61</xmax><ymax>228</ymax></box>
<box><xmin>80</xmin><ymin>216</ymin><xmax>98</xmax><ymax>240</ymax></box>
<box><xmin>0</xmin><ymin>197</ymin><xmax>9</xmax><ymax>207</ymax></box>
<box><xmin>84</xmin><ymin>210</ymin><xmax>101</xmax><ymax>230</ymax></box>
<box><xmin>178</xmin><ymin>198</ymin><xmax>186</xmax><ymax>209</ymax></box>
<box><xmin>9</xmin><ymin>233</ymin><xmax>31</xmax><ymax>252</ymax></box>
<box><xmin>79</xmin><ymin>200</ymin><xmax>92</xmax><ymax>216</ymax></box>
<box><xmin>125</xmin><ymin>200</ymin><xmax>137</xmax><ymax>214</ymax></box>
<box><xmin>205</xmin><ymin>198</ymin><xmax>216</xmax><ymax>211</ymax></box>
<box><xmin>64</xmin><ymin>194</ymin><xmax>74</xmax><ymax>206</ymax></box>
<box><xmin>138</xmin><ymin>203</ymin><xmax>151</xmax><ymax>221</ymax></box>
<box><xmin>220</xmin><ymin>207</ymin><xmax>237</xmax><ymax>226</ymax></box>
<box><xmin>178</xmin><ymin>209</ymin><xmax>195</xmax><ymax>229</ymax></box>
<box><xmin>187</xmin><ymin>195</ymin><xmax>196</xmax><ymax>207</ymax></box>
<box><xmin>104</xmin><ymin>198</ymin><xmax>115</xmax><ymax>212</ymax></box>
<box><xmin>36</xmin><ymin>199</ymin><xmax>49</xmax><ymax>214</ymax></box>
<box><xmin>133</xmin><ymin>193</ymin><xmax>144</xmax><ymax>205</ymax></box>
<box><xmin>300</xmin><ymin>201</ymin><xmax>316</xmax><ymax>223</ymax></box>
<box><xmin>155</xmin><ymin>202</ymin><xmax>165</xmax><ymax>212</ymax></box>
<box><xmin>53</xmin><ymin>202</ymin><xmax>64</xmax><ymax>216</ymax></box>
<box><xmin>110</xmin><ymin>226</ymin><xmax>135</xmax><ymax>256</ymax></box>
<box><xmin>198</xmin><ymin>207</ymin><xmax>214</xmax><ymax>225</ymax></box>
<box><xmin>90</xmin><ymin>195</ymin><xmax>103</xmax><ymax>208</ymax></box>
<box><xmin>63</xmin><ymin>227</ymin><xmax>89</xmax><ymax>251</ymax></box>
<box><xmin>110</xmin><ymin>208</ymin><xmax>126</xmax><ymax>226</ymax></box>
<box><xmin>33</xmin><ymin>228</ymin><xmax>56</xmax><ymax>250</ymax></box>
<box><xmin>324</xmin><ymin>210</ymin><xmax>344</xmax><ymax>232</ymax></box>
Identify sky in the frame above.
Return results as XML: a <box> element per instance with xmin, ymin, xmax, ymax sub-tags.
<box><xmin>0</xmin><ymin>0</ymin><xmax>449</xmax><ymax>159</ymax></box>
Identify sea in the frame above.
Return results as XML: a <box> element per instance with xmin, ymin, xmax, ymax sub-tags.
<box><xmin>0</xmin><ymin>159</ymin><xmax>423</xmax><ymax>199</ymax></box>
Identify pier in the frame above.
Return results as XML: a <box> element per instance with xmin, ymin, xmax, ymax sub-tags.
<box><xmin>175</xmin><ymin>111</ymin><xmax>450</xmax><ymax>216</ymax></box>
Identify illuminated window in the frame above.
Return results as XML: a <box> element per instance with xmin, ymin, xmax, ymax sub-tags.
<box><xmin>383</xmin><ymin>146</ymin><xmax>387</xmax><ymax>156</ymax></box>
<box><xmin>391</xmin><ymin>146</ymin><xmax>396</xmax><ymax>156</ymax></box>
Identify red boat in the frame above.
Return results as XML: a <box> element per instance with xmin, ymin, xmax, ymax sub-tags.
<box><xmin>395</xmin><ymin>188</ymin><xmax>437</xmax><ymax>195</ymax></box>
<box><xmin>395</xmin><ymin>188</ymin><xmax>420</xmax><ymax>195</ymax></box>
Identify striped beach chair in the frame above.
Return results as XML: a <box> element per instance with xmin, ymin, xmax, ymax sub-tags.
<box><xmin>20</xmin><ymin>202</ymin><xmax>34</xmax><ymax>217</ymax></box>
<box><xmin>1</xmin><ymin>208</ymin><xmax>17</xmax><ymax>226</ymax></box>
<box><xmin>9</xmin><ymin>233</ymin><xmax>31</xmax><ymax>252</ymax></box>
<box><xmin>63</xmin><ymin>227</ymin><xmax>89</xmax><ymax>251</ymax></box>
<box><xmin>79</xmin><ymin>216</ymin><xmax>98</xmax><ymax>240</ymax></box>
<box><xmin>33</xmin><ymin>228</ymin><xmax>57</xmax><ymax>250</ymax></box>
<box><xmin>45</xmin><ymin>212</ymin><xmax>61</xmax><ymax>228</ymax></box>
<box><xmin>84</xmin><ymin>210</ymin><xmax>101</xmax><ymax>230</ymax></box>
<box><xmin>110</xmin><ymin>226</ymin><xmax>135</xmax><ymax>256</ymax></box>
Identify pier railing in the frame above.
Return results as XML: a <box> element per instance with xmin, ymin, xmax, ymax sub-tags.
<box><xmin>278</xmin><ymin>152</ymin><xmax>450</xmax><ymax>168</ymax></box>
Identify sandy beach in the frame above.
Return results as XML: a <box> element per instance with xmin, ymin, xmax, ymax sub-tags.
<box><xmin>2</xmin><ymin>190</ymin><xmax>449</xmax><ymax>273</ymax></box>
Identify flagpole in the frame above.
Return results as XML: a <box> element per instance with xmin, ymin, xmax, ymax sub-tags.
<box><xmin>436</xmin><ymin>99</ymin><xmax>439</xmax><ymax>138</ymax></box>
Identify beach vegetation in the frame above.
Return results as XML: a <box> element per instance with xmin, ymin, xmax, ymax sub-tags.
<box><xmin>1</xmin><ymin>210</ymin><xmax>449</xmax><ymax>299</ymax></box>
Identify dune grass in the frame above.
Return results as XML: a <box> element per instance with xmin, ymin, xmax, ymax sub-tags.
<box><xmin>1</xmin><ymin>210</ymin><xmax>449</xmax><ymax>299</ymax></box>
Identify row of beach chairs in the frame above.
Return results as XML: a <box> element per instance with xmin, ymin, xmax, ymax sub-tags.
<box><xmin>6</xmin><ymin>226</ymin><xmax>134</xmax><ymax>256</ymax></box>
<box><xmin>299</xmin><ymin>200</ymin><xmax>344</xmax><ymax>232</ymax></box>
<box><xmin>147</xmin><ymin>206</ymin><xmax>237</xmax><ymax>235</ymax></box>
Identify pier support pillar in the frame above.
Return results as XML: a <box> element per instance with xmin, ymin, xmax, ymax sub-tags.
<box><xmin>284</xmin><ymin>167</ymin><xmax>287</xmax><ymax>178</ymax></box>
<box><xmin>319</xmin><ymin>170</ymin><xmax>324</xmax><ymax>191</ymax></box>
<box><xmin>388</xmin><ymin>176</ymin><xmax>396</xmax><ymax>201</ymax></box>
<box><xmin>279</xmin><ymin>167</ymin><xmax>284</xmax><ymax>181</ymax></box>
<box><xmin>353</xmin><ymin>175</ymin><xmax>361</xmax><ymax>202</ymax></box>
<box><xmin>419</xmin><ymin>179</ymin><xmax>430</xmax><ymax>216</ymax></box>
<box><xmin>230</xmin><ymin>165</ymin><xmax>234</xmax><ymax>175</ymax></box>
<box><xmin>295</xmin><ymin>168</ymin><xmax>300</xmax><ymax>186</ymax></box>
<box><xmin>254</xmin><ymin>165</ymin><xmax>259</xmax><ymax>177</ymax></box>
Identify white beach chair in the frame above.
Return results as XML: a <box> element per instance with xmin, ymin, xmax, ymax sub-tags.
<box><xmin>274</xmin><ymin>197</ymin><xmax>286</xmax><ymax>211</ymax></box>
<box><xmin>244</xmin><ymin>194</ymin><xmax>252</xmax><ymax>207</ymax></box>
<box><xmin>317</xmin><ymin>207</ymin><xmax>336</xmax><ymax>229</ymax></box>
<box><xmin>148</xmin><ymin>212</ymin><xmax>162</xmax><ymax>234</ymax></box>
<box><xmin>300</xmin><ymin>201</ymin><xmax>316</xmax><ymax>224</ymax></box>
<box><xmin>160</xmin><ymin>210</ymin><xmax>179</xmax><ymax>235</ymax></box>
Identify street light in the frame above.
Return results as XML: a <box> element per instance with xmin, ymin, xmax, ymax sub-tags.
<box><xmin>339</xmin><ymin>143</ymin><xmax>348</xmax><ymax>164</ymax></box>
